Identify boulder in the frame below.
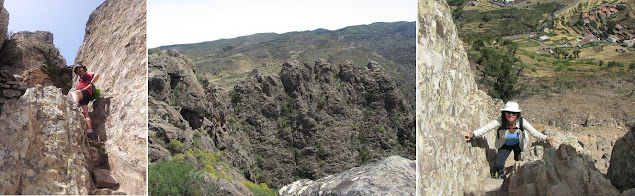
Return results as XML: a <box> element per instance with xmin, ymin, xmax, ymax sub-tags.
<box><xmin>0</xmin><ymin>86</ymin><xmax>92</xmax><ymax>194</ymax></box>
<box><xmin>93</xmin><ymin>169</ymin><xmax>119</xmax><ymax>188</ymax></box>
<box><xmin>279</xmin><ymin>156</ymin><xmax>415</xmax><ymax>196</ymax></box>
<box><xmin>73</xmin><ymin>0</ymin><xmax>147</xmax><ymax>194</ymax></box>
<box><xmin>507</xmin><ymin>144</ymin><xmax>620</xmax><ymax>195</ymax></box>
<box><xmin>607</xmin><ymin>127</ymin><xmax>635</xmax><ymax>191</ymax></box>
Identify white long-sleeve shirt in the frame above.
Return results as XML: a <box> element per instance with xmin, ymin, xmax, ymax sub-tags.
<box><xmin>473</xmin><ymin>117</ymin><xmax>547</xmax><ymax>150</ymax></box>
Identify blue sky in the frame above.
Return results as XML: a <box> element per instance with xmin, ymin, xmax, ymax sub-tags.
<box><xmin>4</xmin><ymin>0</ymin><xmax>104</xmax><ymax>65</ymax></box>
<box><xmin>148</xmin><ymin>0</ymin><xmax>416</xmax><ymax>48</ymax></box>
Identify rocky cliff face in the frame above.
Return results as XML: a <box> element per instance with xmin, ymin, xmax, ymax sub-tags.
<box><xmin>232</xmin><ymin>59</ymin><xmax>414</xmax><ymax>188</ymax></box>
<box><xmin>607</xmin><ymin>127</ymin><xmax>635</xmax><ymax>192</ymax></box>
<box><xmin>0</xmin><ymin>86</ymin><xmax>92</xmax><ymax>195</ymax></box>
<box><xmin>149</xmin><ymin>47</ymin><xmax>415</xmax><ymax>190</ymax></box>
<box><xmin>417</xmin><ymin>0</ymin><xmax>502</xmax><ymax>194</ymax></box>
<box><xmin>0</xmin><ymin>0</ymin><xmax>8</xmax><ymax>46</ymax></box>
<box><xmin>279</xmin><ymin>155</ymin><xmax>415</xmax><ymax>196</ymax></box>
<box><xmin>73</xmin><ymin>0</ymin><xmax>147</xmax><ymax>194</ymax></box>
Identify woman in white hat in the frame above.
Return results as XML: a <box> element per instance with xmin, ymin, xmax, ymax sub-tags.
<box><xmin>462</xmin><ymin>101</ymin><xmax>559</xmax><ymax>179</ymax></box>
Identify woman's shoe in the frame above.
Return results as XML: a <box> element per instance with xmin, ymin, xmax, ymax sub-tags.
<box><xmin>87</xmin><ymin>130</ymin><xmax>97</xmax><ymax>139</ymax></box>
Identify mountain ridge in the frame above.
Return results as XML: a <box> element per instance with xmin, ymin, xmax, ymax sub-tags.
<box><xmin>155</xmin><ymin>21</ymin><xmax>416</xmax><ymax>107</ymax></box>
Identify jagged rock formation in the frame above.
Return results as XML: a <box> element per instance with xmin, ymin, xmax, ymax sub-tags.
<box><xmin>417</xmin><ymin>0</ymin><xmax>503</xmax><ymax>194</ymax></box>
<box><xmin>278</xmin><ymin>156</ymin><xmax>415</xmax><ymax>196</ymax></box>
<box><xmin>148</xmin><ymin>49</ymin><xmax>252</xmax><ymax>194</ymax></box>
<box><xmin>73</xmin><ymin>0</ymin><xmax>147</xmax><ymax>194</ymax></box>
<box><xmin>232</xmin><ymin>59</ymin><xmax>414</xmax><ymax>188</ymax></box>
<box><xmin>0</xmin><ymin>0</ymin><xmax>8</xmax><ymax>46</ymax></box>
<box><xmin>507</xmin><ymin>144</ymin><xmax>620</xmax><ymax>195</ymax></box>
<box><xmin>607</xmin><ymin>127</ymin><xmax>635</xmax><ymax>192</ymax></box>
<box><xmin>149</xmin><ymin>48</ymin><xmax>415</xmax><ymax>190</ymax></box>
<box><xmin>0</xmin><ymin>31</ymin><xmax>72</xmax><ymax>94</ymax></box>
<box><xmin>0</xmin><ymin>86</ymin><xmax>92</xmax><ymax>194</ymax></box>
<box><xmin>0</xmin><ymin>31</ymin><xmax>66</xmax><ymax>75</ymax></box>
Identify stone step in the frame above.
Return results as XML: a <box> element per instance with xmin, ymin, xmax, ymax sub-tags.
<box><xmin>480</xmin><ymin>178</ymin><xmax>506</xmax><ymax>196</ymax></box>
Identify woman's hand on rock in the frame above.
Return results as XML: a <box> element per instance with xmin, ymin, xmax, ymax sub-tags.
<box><xmin>461</xmin><ymin>132</ymin><xmax>474</xmax><ymax>141</ymax></box>
<box><xmin>547</xmin><ymin>137</ymin><xmax>560</xmax><ymax>145</ymax></box>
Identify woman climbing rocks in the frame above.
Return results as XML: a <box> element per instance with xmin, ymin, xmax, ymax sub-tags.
<box><xmin>462</xmin><ymin>102</ymin><xmax>560</xmax><ymax>179</ymax></box>
<box><xmin>70</xmin><ymin>64</ymin><xmax>100</xmax><ymax>139</ymax></box>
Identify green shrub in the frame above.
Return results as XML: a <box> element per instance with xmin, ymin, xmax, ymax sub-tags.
<box><xmin>608</xmin><ymin>61</ymin><xmax>624</xmax><ymax>68</ymax></box>
<box><xmin>230</xmin><ymin>93</ymin><xmax>241</xmax><ymax>104</ymax></box>
<box><xmin>168</xmin><ymin>139</ymin><xmax>185</xmax><ymax>153</ymax></box>
<box><xmin>149</xmin><ymin>161</ymin><xmax>202</xmax><ymax>196</ymax></box>
<box><xmin>277</xmin><ymin>117</ymin><xmax>289</xmax><ymax>128</ymax></box>
<box><xmin>148</xmin><ymin>48</ymin><xmax>161</xmax><ymax>55</ymax></box>
<box><xmin>629</xmin><ymin>62</ymin><xmax>635</xmax><ymax>70</ymax></box>
<box><xmin>317</xmin><ymin>146</ymin><xmax>327</xmax><ymax>158</ymax></box>
<box><xmin>185</xmin><ymin>148</ymin><xmax>233</xmax><ymax>182</ymax></box>
<box><xmin>241</xmin><ymin>181</ymin><xmax>277</xmax><ymax>196</ymax></box>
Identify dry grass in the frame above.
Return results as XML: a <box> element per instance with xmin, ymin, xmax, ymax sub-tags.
<box><xmin>464</xmin><ymin>0</ymin><xmax>503</xmax><ymax>12</ymax></box>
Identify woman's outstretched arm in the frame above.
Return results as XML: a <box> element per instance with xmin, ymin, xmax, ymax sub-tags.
<box><xmin>462</xmin><ymin>117</ymin><xmax>502</xmax><ymax>140</ymax></box>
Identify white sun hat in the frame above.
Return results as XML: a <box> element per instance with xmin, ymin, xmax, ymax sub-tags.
<box><xmin>500</xmin><ymin>102</ymin><xmax>522</xmax><ymax>113</ymax></box>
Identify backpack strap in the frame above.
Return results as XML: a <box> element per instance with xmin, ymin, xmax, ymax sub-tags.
<box><xmin>497</xmin><ymin>117</ymin><xmax>524</xmax><ymax>139</ymax></box>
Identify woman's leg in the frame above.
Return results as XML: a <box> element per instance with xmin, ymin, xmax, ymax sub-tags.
<box><xmin>495</xmin><ymin>146</ymin><xmax>512</xmax><ymax>177</ymax></box>
<box><xmin>80</xmin><ymin>105</ymin><xmax>93</xmax><ymax>132</ymax></box>
<box><xmin>70</xmin><ymin>90</ymin><xmax>84</xmax><ymax>104</ymax></box>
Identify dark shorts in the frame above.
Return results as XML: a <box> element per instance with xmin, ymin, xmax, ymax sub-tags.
<box><xmin>79</xmin><ymin>89</ymin><xmax>92</xmax><ymax>106</ymax></box>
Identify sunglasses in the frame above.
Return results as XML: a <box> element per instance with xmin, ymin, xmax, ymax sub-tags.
<box><xmin>505</xmin><ymin>112</ymin><xmax>520</xmax><ymax>115</ymax></box>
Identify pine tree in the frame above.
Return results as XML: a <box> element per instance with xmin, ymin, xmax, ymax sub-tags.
<box><xmin>477</xmin><ymin>42</ymin><xmax>523</xmax><ymax>102</ymax></box>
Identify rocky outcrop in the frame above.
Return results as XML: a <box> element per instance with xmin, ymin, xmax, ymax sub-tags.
<box><xmin>507</xmin><ymin>144</ymin><xmax>620</xmax><ymax>195</ymax></box>
<box><xmin>417</xmin><ymin>0</ymin><xmax>503</xmax><ymax>194</ymax></box>
<box><xmin>232</xmin><ymin>59</ymin><xmax>414</xmax><ymax>188</ymax></box>
<box><xmin>0</xmin><ymin>31</ymin><xmax>66</xmax><ymax>75</ymax></box>
<box><xmin>0</xmin><ymin>30</ymin><xmax>73</xmax><ymax>94</ymax></box>
<box><xmin>0</xmin><ymin>86</ymin><xmax>92</xmax><ymax>195</ymax></box>
<box><xmin>149</xmin><ymin>47</ymin><xmax>415</xmax><ymax>191</ymax></box>
<box><xmin>607</xmin><ymin>127</ymin><xmax>635</xmax><ymax>191</ymax></box>
<box><xmin>278</xmin><ymin>156</ymin><xmax>415</xmax><ymax>196</ymax></box>
<box><xmin>73</xmin><ymin>0</ymin><xmax>147</xmax><ymax>194</ymax></box>
<box><xmin>0</xmin><ymin>0</ymin><xmax>8</xmax><ymax>46</ymax></box>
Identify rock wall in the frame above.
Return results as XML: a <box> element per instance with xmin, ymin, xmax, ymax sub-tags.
<box><xmin>279</xmin><ymin>156</ymin><xmax>415</xmax><ymax>196</ymax></box>
<box><xmin>0</xmin><ymin>0</ymin><xmax>8</xmax><ymax>46</ymax></box>
<box><xmin>0</xmin><ymin>86</ymin><xmax>92</xmax><ymax>195</ymax></box>
<box><xmin>607</xmin><ymin>127</ymin><xmax>635</xmax><ymax>191</ymax></box>
<box><xmin>0</xmin><ymin>70</ymin><xmax>26</xmax><ymax>113</ymax></box>
<box><xmin>73</xmin><ymin>0</ymin><xmax>147</xmax><ymax>194</ymax></box>
<box><xmin>417</xmin><ymin>0</ymin><xmax>503</xmax><ymax>194</ymax></box>
<box><xmin>507</xmin><ymin>144</ymin><xmax>620</xmax><ymax>195</ymax></box>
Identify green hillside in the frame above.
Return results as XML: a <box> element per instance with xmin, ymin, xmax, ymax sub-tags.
<box><xmin>158</xmin><ymin>21</ymin><xmax>415</xmax><ymax>107</ymax></box>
